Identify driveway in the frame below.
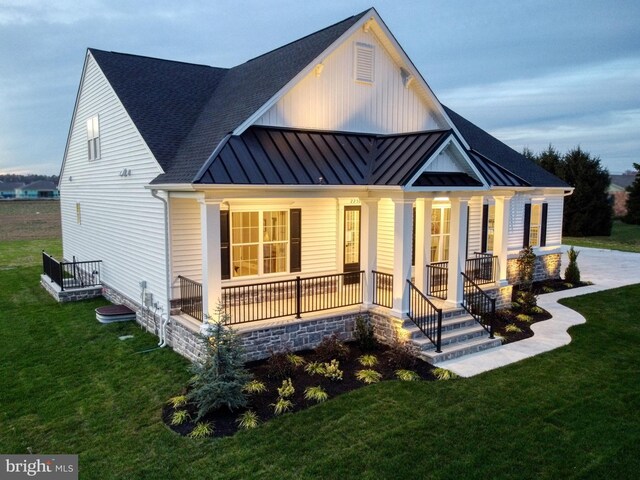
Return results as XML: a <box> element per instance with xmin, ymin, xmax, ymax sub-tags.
<box><xmin>437</xmin><ymin>246</ymin><xmax>640</xmax><ymax>377</ymax></box>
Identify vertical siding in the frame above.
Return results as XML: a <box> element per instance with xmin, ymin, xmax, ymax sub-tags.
<box><xmin>467</xmin><ymin>196</ymin><xmax>483</xmax><ymax>254</ymax></box>
<box><xmin>59</xmin><ymin>54</ymin><xmax>168</xmax><ymax>309</ymax></box>
<box><xmin>377</xmin><ymin>199</ymin><xmax>394</xmax><ymax>272</ymax></box>
<box><xmin>255</xmin><ymin>28</ymin><xmax>441</xmax><ymax>134</ymax></box>
<box><xmin>170</xmin><ymin>197</ymin><xmax>202</xmax><ymax>298</ymax></box>
<box><xmin>545</xmin><ymin>196</ymin><xmax>564</xmax><ymax>246</ymax></box>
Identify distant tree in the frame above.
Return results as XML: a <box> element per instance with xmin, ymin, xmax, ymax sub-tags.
<box><xmin>0</xmin><ymin>174</ymin><xmax>59</xmax><ymax>184</ymax></box>
<box><xmin>623</xmin><ymin>163</ymin><xmax>640</xmax><ymax>225</ymax></box>
<box><xmin>536</xmin><ymin>144</ymin><xmax>564</xmax><ymax>178</ymax></box>
<box><xmin>561</xmin><ymin>147</ymin><xmax>612</xmax><ymax>236</ymax></box>
<box><xmin>522</xmin><ymin>147</ymin><xmax>537</xmax><ymax>162</ymax></box>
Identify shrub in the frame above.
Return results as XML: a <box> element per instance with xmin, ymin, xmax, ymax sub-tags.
<box><xmin>168</xmin><ymin>394</ymin><xmax>187</xmax><ymax>408</ymax></box>
<box><xmin>531</xmin><ymin>306</ymin><xmax>544</xmax><ymax>314</ymax></box>
<box><xmin>516</xmin><ymin>290</ymin><xmax>538</xmax><ymax>315</ymax></box>
<box><xmin>433</xmin><ymin>368</ymin><xmax>458</xmax><ymax>380</ymax></box>
<box><xmin>517</xmin><ymin>246</ymin><xmax>536</xmax><ymax>289</ymax></box>
<box><xmin>564</xmin><ymin>246</ymin><xmax>581</xmax><ymax>284</ymax></box>
<box><xmin>304</xmin><ymin>361</ymin><xmax>325</xmax><ymax>376</ymax></box>
<box><xmin>505</xmin><ymin>324</ymin><xmax>522</xmax><ymax>333</ymax></box>
<box><xmin>395</xmin><ymin>369</ymin><xmax>420</xmax><ymax>381</ymax></box>
<box><xmin>516</xmin><ymin>314</ymin><xmax>533</xmax><ymax>323</ymax></box>
<box><xmin>321</xmin><ymin>359</ymin><xmax>343</xmax><ymax>381</ymax></box>
<box><xmin>304</xmin><ymin>386</ymin><xmax>329</xmax><ymax>403</ymax></box>
<box><xmin>170</xmin><ymin>409</ymin><xmax>190</xmax><ymax>426</ymax></box>
<box><xmin>243</xmin><ymin>380</ymin><xmax>267</xmax><ymax>395</ymax></box>
<box><xmin>315</xmin><ymin>335</ymin><xmax>350</xmax><ymax>362</ymax></box>
<box><xmin>266</xmin><ymin>350</ymin><xmax>296</xmax><ymax>379</ymax></box>
<box><xmin>542</xmin><ymin>286</ymin><xmax>555</xmax><ymax>294</ymax></box>
<box><xmin>358</xmin><ymin>354</ymin><xmax>378</xmax><ymax>367</ymax></box>
<box><xmin>356</xmin><ymin>369</ymin><xmax>382</xmax><ymax>384</ymax></box>
<box><xmin>287</xmin><ymin>353</ymin><xmax>305</xmax><ymax>368</ymax></box>
<box><xmin>354</xmin><ymin>314</ymin><xmax>376</xmax><ymax>350</ymax></box>
<box><xmin>188</xmin><ymin>421</ymin><xmax>214</xmax><ymax>439</ymax></box>
<box><xmin>384</xmin><ymin>340</ymin><xmax>416</xmax><ymax>370</ymax></box>
<box><xmin>277</xmin><ymin>378</ymin><xmax>295</xmax><ymax>398</ymax></box>
<box><xmin>271</xmin><ymin>398</ymin><xmax>294</xmax><ymax>415</ymax></box>
<box><xmin>188</xmin><ymin>305</ymin><xmax>250</xmax><ymax>421</ymax></box>
<box><xmin>236</xmin><ymin>410</ymin><xmax>260</xmax><ymax>430</ymax></box>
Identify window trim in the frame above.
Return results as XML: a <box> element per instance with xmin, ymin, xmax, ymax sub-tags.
<box><xmin>527</xmin><ymin>202</ymin><xmax>543</xmax><ymax>248</ymax></box>
<box><xmin>86</xmin><ymin>115</ymin><xmax>101</xmax><ymax>161</ymax></box>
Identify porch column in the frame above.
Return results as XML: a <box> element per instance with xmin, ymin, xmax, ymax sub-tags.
<box><xmin>199</xmin><ymin>198</ymin><xmax>223</xmax><ymax>322</ymax></box>
<box><xmin>446</xmin><ymin>196</ymin><xmax>470</xmax><ymax>307</ymax></box>
<box><xmin>493</xmin><ymin>195</ymin><xmax>513</xmax><ymax>285</ymax></box>
<box><xmin>361</xmin><ymin>198</ymin><xmax>378</xmax><ymax>307</ymax></box>
<box><xmin>414</xmin><ymin>197</ymin><xmax>433</xmax><ymax>294</ymax></box>
<box><xmin>391</xmin><ymin>199</ymin><xmax>414</xmax><ymax>317</ymax></box>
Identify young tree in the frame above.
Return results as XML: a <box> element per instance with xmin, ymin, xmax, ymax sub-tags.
<box><xmin>561</xmin><ymin>147</ymin><xmax>612</xmax><ymax>236</ymax></box>
<box><xmin>623</xmin><ymin>163</ymin><xmax>640</xmax><ymax>224</ymax></box>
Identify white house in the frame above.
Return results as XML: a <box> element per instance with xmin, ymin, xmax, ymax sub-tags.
<box><xmin>57</xmin><ymin>8</ymin><xmax>570</xmax><ymax>363</ymax></box>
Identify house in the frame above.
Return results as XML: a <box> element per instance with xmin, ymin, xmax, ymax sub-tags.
<box><xmin>609</xmin><ymin>172</ymin><xmax>637</xmax><ymax>217</ymax></box>
<box><xmin>16</xmin><ymin>180</ymin><xmax>60</xmax><ymax>199</ymax></box>
<box><xmin>0</xmin><ymin>182</ymin><xmax>24</xmax><ymax>199</ymax></box>
<box><xmin>56</xmin><ymin>8</ymin><xmax>570</xmax><ymax>364</ymax></box>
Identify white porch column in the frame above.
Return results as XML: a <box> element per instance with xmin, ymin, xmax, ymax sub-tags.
<box><xmin>446</xmin><ymin>196</ymin><xmax>470</xmax><ymax>306</ymax></box>
<box><xmin>361</xmin><ymin>198</ymin><xmax>378</xmax><ymax>307</ymax></box>
<box><xmin>493</xmin><ymin>195</ymin><xmax>513</xmax><ymax>285</ymax></box>
<box><xmin>199</xmin><ymin>198</ymin><xmax>223</xmax><ymax>321</ymax></box>
<box><xmin>391</xmin><ymin>199</ymin><xmax>414</xmax><ymax>316</ymax></box>
<box><xmin>414</xmin><ymin>197</ymin><xmax>433</xmax><ymax>294</ymax></box>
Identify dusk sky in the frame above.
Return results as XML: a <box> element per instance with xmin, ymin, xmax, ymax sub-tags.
<box><xmin>1</xmin><ymin>0</ymin><xmax>638</xmax><ymax>175</ymax></box>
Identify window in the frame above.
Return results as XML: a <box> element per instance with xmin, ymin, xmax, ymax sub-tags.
<box><xmin>354</xmin><ymin>42</ymin><xmax>375</xmax><ymax>83</ymax></box>
<box><xmin>231</xmin><ymin>210</ymin><xmax>288</xmax><ymax>277</ymax></box>
<box><xmin>484</xmin><ymin>204</ymin><xmax>495</xmax><ymax>252</ymax></box>
<box><xmin>529</xmin><ymin>204</ymin><xmax>542</xmax><ymax>247</ymax></box>
<box><xmin>86</xmin><ymin>115</ymin><xmax>100</xmax><ymax>160</ymax></box>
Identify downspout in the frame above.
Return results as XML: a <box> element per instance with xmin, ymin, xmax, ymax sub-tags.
<box><xmin>151</xmin><ymin>189</ymin><xmax>172</xmax><ymax>347</ymax></box>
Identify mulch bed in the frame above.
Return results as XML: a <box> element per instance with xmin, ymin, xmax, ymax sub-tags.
<box><xmin>530</xmin><ymin>278</ymin><xmax>592</xmax><ymax>295</ymax></box>
<box><xmin>163</xmin><ymin>341</ymin><xmax>436</xmax><ymax>439</ymax></box>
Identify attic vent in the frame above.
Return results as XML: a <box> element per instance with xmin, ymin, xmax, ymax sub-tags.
<box><xmin>354</xmin><ymin>42</ymin><xmax>374</xmax><ymax>84</ymax></box>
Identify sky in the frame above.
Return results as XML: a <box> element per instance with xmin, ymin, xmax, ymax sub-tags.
<box><xmin>0</xmin><ymin>0</ymin><xmax>638</xmax><ymax>175</ymax></box>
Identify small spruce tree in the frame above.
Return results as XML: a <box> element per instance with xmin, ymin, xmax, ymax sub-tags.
<box><xmin>188</xmin><ymin>303</ymin><xmax>251</xmax><ymax>420</ymax></box>
<box><xmin>516</xmin><ymin>246</ymin><xmax>538</xmax><ymax>313</ymax></box>
<box><xmin>564</xmin><ymin>246</ymin><xmax>581</xmax><ymax>284</ymax></box>
<box><xmin>623</xmin><ymin>163</ymin><xmax>640</xmax><ymax>225</ymax></box>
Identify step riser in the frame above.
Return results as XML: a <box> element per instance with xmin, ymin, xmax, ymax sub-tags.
<box><xmin>405</xmin><ymin>318</ymin><xmax>478</xmax><ymax>338</ymax></box>
<box><xmin>420</xmin><ymin>339</ymin><xmax>503</xmax><ymax>364</ymax></box>
<box><xmin>417</xmin><ymin>329</ymin><xmax>489</xmax><ymax>351</ymax></box>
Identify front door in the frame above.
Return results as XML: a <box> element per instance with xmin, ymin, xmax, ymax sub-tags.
<box><xmin>430</xmin><ymin>206</ymin><xmax>451</xmax><ymax>263</ymax></box>
<box><xmin>343</xmin><ymin>206</ymin><xmax>361</xmax><ymax>285</ymax></box>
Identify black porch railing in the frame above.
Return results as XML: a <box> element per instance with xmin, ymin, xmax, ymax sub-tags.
<box><xmin>178</xmin><ymin>275</ymin><xmax>203</xmax><ymax>322</ymax></box>
<box><xmin>42</xmin><ymin>251</ymin><xmax>101</xmax><ymax>291</ymax></box>
<box><xmin>426</xmin><ymin>261</ymin><xmax>448</xmax><ymax>299</ymax></box>
<box><xmin>407</xmin><ymin>280</ymin><xmax>443</xmax><ymax>352</ymax></box>
<box><xmin>461</xmin><ymin>272</ymin><xmax>495</xmax><ymax>338</ymax></box>
<box><xmin>221</xmin><ymin>271</ymin><xmax>365</xmax><ymax>325</ymax></box>
<box><xmin>465</xmin><ymin>252</ymin><xmax>498</xmax><ymax>286</ymax></box>
<box><xmin>372</xmin><ymin>270</ymin><xmax>393</xmax><ymax>308</ymax></box>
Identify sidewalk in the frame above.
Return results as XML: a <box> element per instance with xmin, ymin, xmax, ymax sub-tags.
<box><xmin>437</xmin><ymin>246</ymin><xmax>640</xmax><ymax>377</ymax></box>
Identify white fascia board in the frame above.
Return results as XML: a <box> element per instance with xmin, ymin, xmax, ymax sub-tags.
<box><xmin>233</xmin><ymin>8</ymin><xmax>377</xmax><ymax>136</ymax></box>
<box><xmin>404</xmin><ymin>136</ymin><xmax>490</xmax><ymax>190</ymax></box>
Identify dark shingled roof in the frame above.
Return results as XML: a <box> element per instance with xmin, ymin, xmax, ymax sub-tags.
<box><xmin>610</xmin><ymin>174</ymin><xmax>636</xmax><ymax>189</ymax></box>
<box><xmin>443</xmin><ymin>105</ymin><xmax>569</xmax><ymax>188</ymax></box>
<box><xmin>0</xmin><ymin>182</ymin><xmax>25</xmax><ymax>190</ymax></box>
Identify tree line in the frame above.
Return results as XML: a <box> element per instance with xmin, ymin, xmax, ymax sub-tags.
<box><xmin>0</xmin><ymin>174</ymin><xmax>59</xmax><ymax>184</ymax></box>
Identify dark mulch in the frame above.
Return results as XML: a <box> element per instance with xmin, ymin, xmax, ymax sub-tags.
<box><xmin>493</xmin><ymin>307</ymin><xmax>552</xmax><ymax>343</ymax></box>
<box><xmin>530</xmin><ymin>278</ymin><xmax>592</xmax><ymax>295</ymax></box>
<box><xmin>163</xmin><ymin>341</ymin><xmax>436</xmax><ymax>439</ymax></box>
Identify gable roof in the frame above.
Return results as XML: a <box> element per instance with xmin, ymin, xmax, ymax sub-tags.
<box><xmin>610</xmin><ymin>174</ymin><xmax>636</xmax><ymax>189</ymax></box>
<box><xmin>443</xmin><ymin>106</ymin><xmax>569</xmax><ymax>188</ymax></box>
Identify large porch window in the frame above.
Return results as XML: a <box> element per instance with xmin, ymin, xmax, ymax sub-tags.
<box><xmin>528</xmin><ymin>203</ymin><xmax>542</xmax><ymax>247</ymax></box>
<box><xmin>431</xmin><ymin>206</ymin><xmax>450</xmax><ymax>263</ymax></box>
<box><xmin>231</xmin><ymin>210</ymin><xmax>288</xmax><ymax>277</ymax></box>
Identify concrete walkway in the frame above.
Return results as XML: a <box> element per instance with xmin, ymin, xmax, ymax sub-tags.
<box><xmin>437</xmin><ymin>245</ymin><xmax>640</xmax><ymax>377</ymax></box>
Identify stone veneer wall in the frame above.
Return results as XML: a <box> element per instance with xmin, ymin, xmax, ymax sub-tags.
<box><xmin>40</xmin><ymin>274</ymin><xmax>102</xmax><ymax>302</ymax></box>
<box><xmin>507</xmin><ymin>253</ymin><xmax>562</xmax><ymax>284</ymax></box>
<box><xmin>484</xmin><ymin>285</ymin><xmax>514</xmax><ymax>310</ymax></box>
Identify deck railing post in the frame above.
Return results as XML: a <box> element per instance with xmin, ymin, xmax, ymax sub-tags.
<box><xmin>489</xmin><ymin>297</ymin><xmax>496</xmax><ymax>339</ymax></box>
<box><xmin>436</xmin><ymin>309</ymin><xmax>443</xmax><ymax>353</ymax></box>
<box><xmin>295</xmin><ymin>276</ymin><xmax>301</xmax><ymax>319</ymax></box>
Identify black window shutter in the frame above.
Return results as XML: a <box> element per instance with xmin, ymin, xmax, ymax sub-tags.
<box><xmin>540</xmin><ymin>203</ymin><xmax>548</xmax><ymax>247</ymax></box>
<box><xmin>290</xmin><ymin>209</ymin><xmax>302</xmax><ymax>273</ymax></box>
<box><xmin>481</xmin><ymin>204</ymin><xmax>489</xmax><ymax>253</ymax></box>
<box><xmin>220</xmin><ymin>210</ymin><xmax>230</xmax><ymax>280</ymax></box>
<box><xmin>411</xmin><ymin>207</ymin><xmax>416</xmax><ymax>267</ymax></box>
<box><xmin>523</xmin><ymin>203</ymin><xmax>531</xmax><ymax>248</ymax></box>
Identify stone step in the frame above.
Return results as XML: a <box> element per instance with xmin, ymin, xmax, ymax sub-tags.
<box><xmin>419</xmin><ymin>336</ymin><xmax>503</xmax><ymax>364</ymax></box>
<box><xmin>403</xmin><ymin>314</ymin><xmax>478</xmax><ymax>338</ymax></box>
<box><xmin>409</xmin><ymin>323</ymin><xmax>489</xmax><ymax>349</ymax></box>
<box><xmin>401</xmin><ymin>307</ymin><xmax>469</xmax><ymax>330</ymax></box>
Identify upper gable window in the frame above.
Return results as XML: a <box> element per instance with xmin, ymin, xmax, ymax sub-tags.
<box><xmin>354</xmin><ymin>42</ymin><xmax>375</xmax><ymax>84</ymax></box>
<box><xmin>86</xmin><ymin>115</ymin><xmax>100</xmax><ymax>161</ymax></box>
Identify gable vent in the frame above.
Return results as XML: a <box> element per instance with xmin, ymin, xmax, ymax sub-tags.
<box><xmin>354</xmin><ymin>42</ymin><xmax>375</xmax><ymax>83</ymax></box>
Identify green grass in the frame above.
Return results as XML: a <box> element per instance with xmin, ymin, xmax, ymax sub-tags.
<box><xmin>564</xmin><ymin>220</ymin><xmax>640</xmax><ymax>253</ymax></box>
<box><xmin>2</xmin><ymin>241</ymin><xmax>640</xmax><ymax>478</ymax></box>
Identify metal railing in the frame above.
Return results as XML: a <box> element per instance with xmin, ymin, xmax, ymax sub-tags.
<box><xmin>178</xmin><ymin>275</ymin><xmax>203</xmax><ymax>322</ymax></box>
<box><xmin>426</xmin><ymin>261</ymin><xmax>448</xmax><ymax>299</ymax></box>
<box><xmin>461</xmin><ymin>272</ymin><xmax>495</xmax><ymax>338</ymax></box>
<box><xmin>42</xmin><ymin>251</ymin><xmax>102</xmax><ymax>291</ymax></box>
<box><xmin>220</xmin><ymin>271</ymin><xmax>365</xmax><ymax>325</ymax></box>
<box><xmin>465</xmin><ymin>252</ymin><xmax>498</xmax><ymax>286</ymax></box>
<box><xmin>372</xmin><ymin>270</ymin><xmax>393</xmax><ymax>308</ymax></box>
<box><xmin>407</xmin><ymin>280</ymin><xmax>443</xmax><ymax>352</ymax></box>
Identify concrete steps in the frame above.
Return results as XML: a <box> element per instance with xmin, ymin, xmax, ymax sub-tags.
<box><xmin>405</xmin><ymin>307</ymin><xmax>502</xmax><ymax>364</ymax></box>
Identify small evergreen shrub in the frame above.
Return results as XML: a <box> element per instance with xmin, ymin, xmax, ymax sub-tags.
<box><xmin>304</xmin><ymin>386</ymin><xmax>329</xmax><ymax>403</ymax></box>
<box><xmin>356</xmin><ymin>369</ymin><xmax>382</xmax><ymax>384</ymax></box>
<box><xmin>517</xmin><ymin>246</ymin><xmax>537</xmax><ymax>288</ymax></box>
<box><xmin>564</xmin><ymin>246</ymin><xmax>581</xmax><ymax>284</ymax></box>
<box><xmin>354</xmin><ymin>314</ymin><xmax>376</xmax><ymax>350</ymax></box>
<box><xmin>315</xmin><ymin>335</ymin><xmax>350</xmax><ymax>361</ymax></box>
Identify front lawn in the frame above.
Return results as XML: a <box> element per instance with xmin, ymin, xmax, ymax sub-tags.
<box><xmin>564</xmin><ymin>220</ymin><xmax>640</xmax><ymax>253</ymax></box>
<box><xmin>1</xmin><ymin>241</ymin><xmax>639</xmax><ymax>479</ymax></box>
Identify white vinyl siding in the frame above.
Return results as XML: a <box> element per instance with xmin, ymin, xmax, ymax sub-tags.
<box><xmin>169</xmin><ymin>197</ymin><xmax>202</xmax><ymax>298</ymax></box>
<box><xmin>255</xmin><ymin>28</ymin><xmax>441</xmax><ymax>134</ymax></box>
<box><xmin>466</xmin><ymin>196</ymin><xmax>483</xmax><ymax>255</ymax></box>
<box><xmin>508</xmin><ymin>194</ymin><xmax>526</xmax><ymax>251</ymax></box>
<box><xmin>507</xmin><ymin>194</ymin><xmax>564</xmax><ymax>252</ymax></box>
<box><xmin>544</xmin><ymin>196</ymin><xmax>564</xmax><ymax>246</ymax></box>
<box><xmin>60</xmin><ymin>53</ymin><xmax>167</xmax><ymax>310</ymax></box>
<box><xmin>376</xmin><ymin>199</ymin><xmax>394</xmax><ymax>272</ymax></box>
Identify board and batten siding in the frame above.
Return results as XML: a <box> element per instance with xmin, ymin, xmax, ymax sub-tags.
<box><xmin>376</xmin><ymin>199</ymin><xmax>395</xmax><ymax>272</ymax></box>
<box><xmin>255</xmin><ymin>28</ymin><xmax>442</xmax><ymax>134</ymax></box>
<box><xmin>60</xmin><ymin>53</ymin><xmax>168</xmax><ymax>310</ymax></box>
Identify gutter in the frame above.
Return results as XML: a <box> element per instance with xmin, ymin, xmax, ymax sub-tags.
<box><xmin>151</xmin><ymin>189</ymin><xmax>171</xmax><ymax>347</ymax></box>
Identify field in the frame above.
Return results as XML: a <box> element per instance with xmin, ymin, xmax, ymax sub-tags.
<box><xmin>0</xmin><ymin>200</ymin><xmax>61</xmax><ymax>241</ymax></box>
<box><xmin>564</xmin><ymin>220</ymin><xmax>640</xmax><ymax>253</ymax></box>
